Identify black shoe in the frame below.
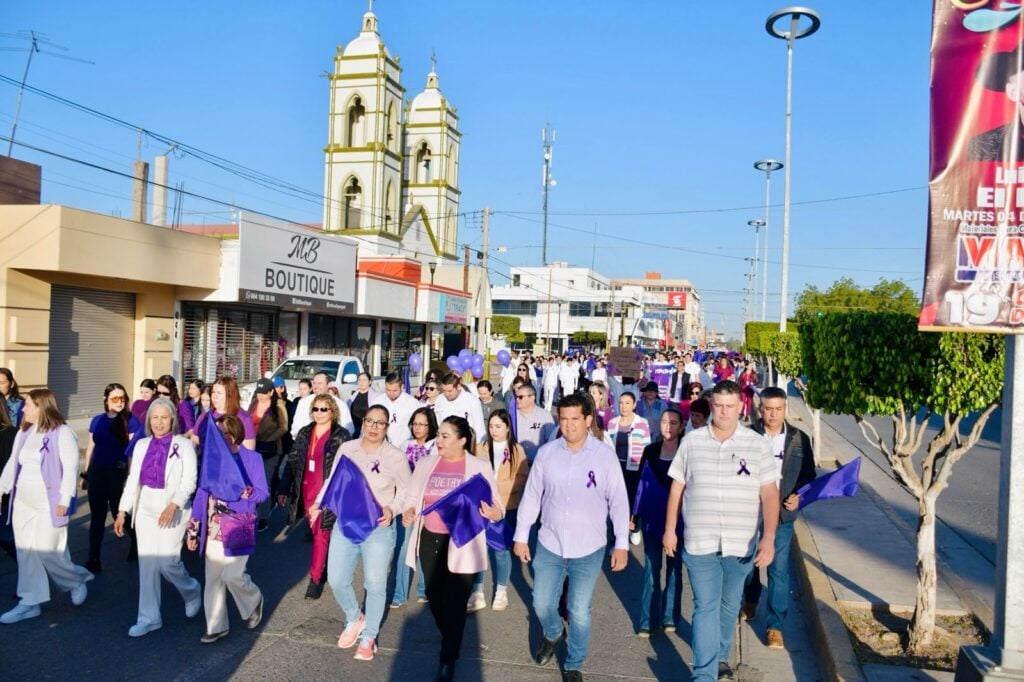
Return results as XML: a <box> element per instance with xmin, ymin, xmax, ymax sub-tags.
<box><xmin>563</xmin><ymin>671</ymin><xmax>584</xmax><ymax>682</ymax></box>
<box><xmin>534</xmin><ymin>627</ymin><xmax>566</xmax><ymax>666</ymax></box>
<box><xmin>257</xmin><ymin>519</ymin><xmax>269</xmax><ymax>533</ymax></box>
<box><xmin>200</xmin><ymin>630</ymin><xmax>229</xmax><ymax>644</ymax></box>
<box><xmin>85</xmin><ymin>559</ymin><xmax>102</xmax><ymax>575</ymax></box>
<box><xmin>304</xmin><ymin>578</ymin><xmax>324</xmax><ymax>600</ymax></box>
<box><xmin>436</xmin><ymin>661</ymin><xmax>455</xmax><ymax>682</ymax></box>
<box><xmin>718</xmin><ymin>661</ymin><xmax>735</xmax><ymax>680</ymax></box>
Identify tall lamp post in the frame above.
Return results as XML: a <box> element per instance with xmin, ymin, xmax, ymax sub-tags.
<box><xmin>748</xmin><ymin>219</ymin><xmax>765</xmax><ymax>320</ymax></box>
<box><xmin>766</xmin><ymin>7</ymin><xmax>820</xmax><ymax>332</ymax></box>
<box><xmin>753</xmin><ymin>159</ymin><xmax>783</xmax><ymax>322</ymax></box>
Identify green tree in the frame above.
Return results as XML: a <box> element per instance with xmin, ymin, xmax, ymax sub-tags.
<box><xmin>801</xmin><ymin>312</ymin><xmax>1002</xmax><ymax>652</ymax></box>
<box><xmin>744</xmin><ymin>321</ymin><xmax>779</xmax><ymax>357</ymax></box>
<box><xmin>492</xmin><ymin>315</ymin><xmax>525</xmax><ymax>343</ymax></box>
<box><xmin>794</xmin><ymin>277</ymin><xmax>919</xmax><ymax>326</ymax></box>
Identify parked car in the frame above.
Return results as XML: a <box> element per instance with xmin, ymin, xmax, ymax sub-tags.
<box><xmin>239</xmin><ymin>354</ymin><xmax>380</xmax><ymax>405</ymax></box>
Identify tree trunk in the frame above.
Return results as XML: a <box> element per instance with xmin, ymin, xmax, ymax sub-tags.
<box><xmin>908</xmin><ymin>493</ymin><xmax>938</xmax><ymax>652</ymax></box>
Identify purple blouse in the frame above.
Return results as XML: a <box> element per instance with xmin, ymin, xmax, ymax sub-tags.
<box><xmin>139</xmin><ymin>434</ymin><xmax>177</xmax><ymax>489</ymax></box>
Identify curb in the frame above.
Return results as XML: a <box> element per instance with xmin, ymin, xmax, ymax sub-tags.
<box><xmin>792</xmin><ymin>515</ymin><xmax>867</xmax><ymax>682</ymax></box>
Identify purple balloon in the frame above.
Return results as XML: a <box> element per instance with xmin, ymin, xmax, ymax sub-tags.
<box><xmin>458</xmin><ymin>348</ymin><xmax>473</xmax><ymax>361</ymax></box>
<box><xmin>471</xmin><ymin>364</ymin><xmax>485</xmax><ymax>379</ymax></box>
<box><xmin>472</xmin><ymin>353</ymin><xmax>484</xmax><ymax>367</ymax></box>
<box><xmin>408</xmin><ymin>353</ymin><xmax>423</xmax><ymax>373</ymax></box>
<box><xmin>446</xmin><ymin>355</ymin><xmax>460</xmax><ymax>371</ymax></box>
<box><xmin>459</xmin><ymin>355</ymin><xmax>474</xmax><ymax>371</ymax></box>
<box><xmin>497</xmin><ymin>349</ymin><xmax>511</xmax><ymax>367</ymax></box>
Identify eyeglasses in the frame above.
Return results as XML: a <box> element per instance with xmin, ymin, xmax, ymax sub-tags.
<box><xmin>515</xmin><ymin>393</ymin><xmax>533</xmax><ymax>400</ymax></box>
<box><xmin>690</xmin><ymin>390</ymin><xmax>702</xmax><ymax>396</ymax></box>
<box><xmin>107</xmin><ymin>396</ymin><xmax>126</xmax><ymax>404</ymax></box>
<box><xmin>425</xmin><ymin>386</ymin><xmax>438</xmax><ymax>392</ymax></box>
<box><xmin>311</xmin><ymin>406</ymin><xmax>332</xmax><ymax>413</ymax></box>
<box><xmin>156</xmin><ymin>390</ymin><xmax>171</xmax><ymax>397</ymax></box>
<box><xmin>363</xmin><ymin>419</ymin><xmax>388</xmax><ymax>429</ymax></box>
<box><xmin>412</xmin><ymin>421</ymin><xmax>430</xmax><ymax>428</ymax></box>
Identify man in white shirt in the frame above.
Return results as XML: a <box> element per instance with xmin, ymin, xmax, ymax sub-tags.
<box><xmin>663</xmin><ymin>380</ymin><xmax>779</xmax><ymax>682</ymax></box>
<box><xmin>542</xmin><ymin>357</ymin><xmax>560</xmax><ymax>409</ymax></box>
<box><xmin>434</xmin><ymin>372</ymin><xmax>486</xmax><ymax>442</ymax></box>
<box><xmin>370</xmin><ymin>371</ymin><xmax>421</xmax><ymax>446</ymax></box>
<box><xmin>683</xmin><ymin>352</ymin><xmax>703</xmax><ymax>385</ymax></box>
<box><xmin>500</xmin><ymin>351</ymin><xmax>520</xmax><ymax>396</ymax></box>
<box><xmin>291</xmin><ymin>372</ymin><xmax>354</xmax><ymax>437</ymax></box>
<box><xmin>559</xmin><ymin>357</ymin><xmax>579</xmax><ymax>398</ymax></box>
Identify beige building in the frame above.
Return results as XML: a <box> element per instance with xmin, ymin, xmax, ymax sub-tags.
<box><xmin>610</xmin><ymin>273</ymin><xmax>705</xmax><ymax>349</ymax></box>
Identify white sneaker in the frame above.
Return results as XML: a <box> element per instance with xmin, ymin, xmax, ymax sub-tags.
<box><xmin>0</xmin><ymin>603</ymin><xmax>41</xmax><ymax>624</ymax></box>
<box><xmin>128</xmin><ymin>621</ymin><xmax>163</xmax><ymax>637</ymax></box>
<box><xmin>629</xmin><ymin>531</ymin><xmax>642</xmax><ymax>546</ymax></box>
<box><xmin>70</xmin><ymin>582</ymin><xmax>88</xmax><ymax>606</ymax></box>
<box><xmin>466</xmin><ymin>590</ymin><xmax>486</xmax><ymax>613</ymax></box>
<box><xmin>492</xmin><ymin>589</ymin><xmax>509</xmax><ymax>611</ymax></box>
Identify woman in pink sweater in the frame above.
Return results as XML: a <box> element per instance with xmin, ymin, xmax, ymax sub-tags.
<box><xmin>401</xmin><ymin>416</ymin><xmax>503</xmax><ymax>682</ymax></box>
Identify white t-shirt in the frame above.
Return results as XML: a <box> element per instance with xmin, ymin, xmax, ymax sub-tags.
<box><xmin>371</xmin><ymin>391</ymin><xmax>422</xmax><ymax>446</ymax></box>
<box><xmin>434</xmin><ymin>387</ymin><xmax>487</xmax><ymax>442</ymax></box>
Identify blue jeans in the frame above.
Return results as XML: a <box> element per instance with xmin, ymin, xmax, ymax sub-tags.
<box><xmin>327</xmin><ymin>522</ymin><xmax>395</xmax><ymax>641</ymax></box>
<box><xmin>472</xmin><ymin>509</ymin><xmax>516</xmax><ymax>592</ymax></box>
<box><xmin>532</xmin><ymin>542</ymin><xmax>604</xmax><ymax>671</ymax></box>
<box><xmin>683</xmin><ymin>550</ymin><xmax>754</xmax><ymax>682</ymax></box>
<box><xmin>392</xmin><ymin>522</ymin><xmax>425</xmax><ymax>604</ymax></box>
<box><xmin>743</xmin><ymin>522</ymin><xmax>796</xmax><ymax>630</ymax></box>
<box><xmin>639</xmin><ymin>532</ymin><xmax>683</xmax><ymax>630</ymax></box>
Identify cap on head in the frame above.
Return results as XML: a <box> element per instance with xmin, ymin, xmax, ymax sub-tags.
<box><xmin>255</xmin><ymin>378</ymin><xmax>274</xmax><ymax>394</ymax></box>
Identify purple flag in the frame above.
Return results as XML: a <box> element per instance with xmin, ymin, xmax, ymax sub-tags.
<box><xmin>320</xmin><ymin>456</ymin><xmax>383</xmax><ymax>544</ymax></box>
<box><xmin>421</xmin><ymin>472</ymin><xmax>492</xmax><ymax>548</ymax></box>
<box><xmin>797</xmin><ymin>457</ymin><xmax>861</xmax><ymax>510</ymax></box>
<box><xmin>199</xmin><ymin>412</ymin><xmax>249</xmax><ymax>501</ymax></box>
<box><xmin>404</xmin><ymin>366</ymin><xmax>412</xmax><ymax>394</ymax></box>
<box><xmin>485</xmin><ymin>517</ymin><xmax>515</xmax><ymax>551</ymax></box>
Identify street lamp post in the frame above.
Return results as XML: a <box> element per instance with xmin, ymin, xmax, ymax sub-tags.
<box><xmin>753</xmin><ymin>159</ymin><xmax>783</xmax><ymax>321</ymax></box>
<box><xmin>748</xmin><ymin>219</ymin><xmax>765</xmax><ymax>320</ymax></box>
<box><xmin>766</xmin><ymin>7</ymin><xmax>820</xmax><ymax>332</ymax></box>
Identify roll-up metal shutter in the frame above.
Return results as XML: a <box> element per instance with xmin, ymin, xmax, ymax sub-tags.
<box><xmin>181</xmin><ymin>305</ymin><xmax>278</xmax><ymax>385</ymax></box>
<box><xmin>48</xmin><ymin>285</ymin><xmax>136</xmax><ymax>419</ymax></box>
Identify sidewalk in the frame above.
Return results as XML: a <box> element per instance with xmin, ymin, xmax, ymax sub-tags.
<box><xmin>786</xmin><ymin>400</ymin><xmax>993</xmax><ymax>682</ymax></box>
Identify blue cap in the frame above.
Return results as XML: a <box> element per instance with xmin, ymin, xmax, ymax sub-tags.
<box><xmin>272</xmin><ymin>375</ymin><xmax>286</xmax><ymax>388</ymax></box>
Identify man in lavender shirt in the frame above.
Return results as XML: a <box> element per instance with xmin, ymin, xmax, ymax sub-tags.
<box><xmin>514</xmin><ymin>393</ymin><xmax>629</xmax><ymax>682</ymax></box>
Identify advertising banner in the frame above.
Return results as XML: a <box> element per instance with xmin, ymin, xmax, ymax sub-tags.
<box><xmin>238</xmin><ymin>212</ymin><xmax>356</xmax><ymax>313</ymax></box>
<box><xmin>667</xmin><ymin>291</ymin><xmax>687</xmax><ymax>309</ymax></box>
<box><xmin>921</xmin><ymin>3</ymin><xmax>1024</xmax><ymax>331</ymax></box>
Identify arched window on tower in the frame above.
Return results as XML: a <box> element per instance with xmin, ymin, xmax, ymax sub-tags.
<box><xmin>386</xmin><ymin>103</ymin><xmax>398</xmax><ymax>152</ymax></box>
<box><xmin>446</xmin><ymin>209</ymin><xmax>455</xmax><ymax>253</ymax></box>
<box><xmin>342</xmin><ymin>177</ymin><xmax>362</xmax><ymax>229</ymax></box>
<box><xmin>346</xmin><ymin>97</ymin><xmax>366</xmax><ymax>147</ymax></box>
<box><xmin>448</xmin><ymin>142</ymin><xmax>459</xmax><ymax>186</ymax></box>
<box><xmin>385</xmin><ymin>181</ymin><xmax>396</xmax><ymax>233</ymax></box>
<box><xmin>415</xmin><ymin>142</ymin><xmax>432</xmax><ymax>183</ymax></box>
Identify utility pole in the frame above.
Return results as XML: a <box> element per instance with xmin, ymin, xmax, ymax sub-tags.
<box><xmin>541</xmin><ymin>123</ymin><xmax>555</xmax><ymax>266</ymax></box>
<box><xmin>463</xmin><ymin>243</ymin><xmax>470</xmax><ymax>293</ymax></box>
<box><xmin>477</xmin><ymin>207</ymin><xmax>491</xmax><ymax>357</ymax></box>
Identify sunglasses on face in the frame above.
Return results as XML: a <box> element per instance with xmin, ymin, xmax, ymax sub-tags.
<box><xmin>156</xmin><ymin>390</ymin><xmax>171</xmax><ymax>397</ymax></box>
<box><xmin>425</xmin><ymin>386</ymin><xmax>438</xmax><ymax>392</ymax></box>
<box><xmin>516</xmin><ymin>394</ymin><xmax>533</xmax><ymax>400</ymax></box>
<box><xmin>108</xmin><ymin>396</ymin><xmax>126</xmax><ymax>404</ymax></box>
<box><xmin>311</xmin><ymin>406</ymin><xmax>331</xmax><ymax>413</ymax></box>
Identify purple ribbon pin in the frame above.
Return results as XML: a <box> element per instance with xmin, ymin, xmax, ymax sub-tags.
<box><xmin>371</xmin><ymin>459</ymin><xmax>381</xmax><ymax>474</ymax></box>
<box><xmin>170</xmin><ymin>443</ymin><xmax>180</xmax><ymax>459</ymax></box>
<box><xmin>586</xmin><ymin>470</ymin><xmax>596</xmax><ymax>488</ymax></box>
<box><xmin>502</xmin><ymin>448</ymin><xmax>510</xmax><ymax>465</ymax></box>
<box><xmin>775</xmin><ymin>451</ymin><xmax>785</xmax><ymax>461</ymax></box>
<box><xmin>41</xmin><ymin>437</ymin><xmax>50</xmax><ymax>454</ymax></box>
<box><xmin>391</xmin><ymin>413</ymin><xmax>397</xmax><ymax>423</ymax></box>
<box><xmin>737</xmin><ymin>459</ymin><xmax>751</xmax><ymax>475</ymax></box>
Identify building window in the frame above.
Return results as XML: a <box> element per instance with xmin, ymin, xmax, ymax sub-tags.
<box><xmin>493</xmin><ymin>300</ymin><xmax>538</xmax><ymax>315</ymax></box>
<box><xmin>385</xmin><ymin>181</ymin><xmax>395</xmax><ymax>233</ymax></box>
<box><xmin>346</xmin><ymin>96</ymin><xmax>365</xmax><ymax>147</ymax></box>
<box><xmin>569</xmin><ymin>301</ymin><xmax>591</xmax><ymax>317</ymax></box>
<box><xmin>342</xmin><ymin>177</ymin><xmax>361</xmax><ymax>229</ymax></box>
<box><xmin>416</xmin><ymin>142</ymin><xmax>432</xmax><ymax>183</ymax></box>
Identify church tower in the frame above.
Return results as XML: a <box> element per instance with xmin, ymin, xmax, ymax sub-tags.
<box><xmin>322</xmin><ymin>8</ymin><xmax>404</xmax><ymax>237</ymax></box>
<box><xmin>404</xmin><ymin>62</ymin><xmax>461</xmax><ymax>257</ymax></box>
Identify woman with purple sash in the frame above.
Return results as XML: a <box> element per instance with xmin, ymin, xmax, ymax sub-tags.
<box><xmin>0</xmin><ymin>388</ymin><xmax>92</xmax><ymax>624</ymax></box>
<box><xmin>114</xmin><ymin>398</ymin><xmax>201</xmax><ymax>637</ymax></box>
<box><xmin>186</xmin><ymin>414</ymin><xmax>268</xmax><ymax>644</ymax></box>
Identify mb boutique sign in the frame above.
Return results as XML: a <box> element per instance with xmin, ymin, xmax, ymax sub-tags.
<box><xmin>238</xmin><ymin>213</ymin><xmax>356</xmax><ymax>313</ymax></box>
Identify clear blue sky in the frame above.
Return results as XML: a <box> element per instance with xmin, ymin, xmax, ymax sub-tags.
<box><xmin>0</xmin><ymin>1</ymin><xmax>931</xmax><ymax>338</ymax></box>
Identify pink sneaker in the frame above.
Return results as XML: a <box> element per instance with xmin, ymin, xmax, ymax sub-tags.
<box><xmin>337</xmin><ymin>614</ymin><xmax>365</xmax><ymax>649</ymax></box>
<box><xmin>353</xmin><ymin>637</ymin><xmax>377</xmax><ymax>661</ymax></box>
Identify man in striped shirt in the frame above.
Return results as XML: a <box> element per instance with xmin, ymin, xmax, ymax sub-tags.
<box><xmin>662</xmin><ymin>380</ymin><xmax>779</xmax><ymax>682</ymax></box>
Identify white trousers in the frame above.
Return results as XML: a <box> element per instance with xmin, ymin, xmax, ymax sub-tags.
<box><xmin>133</xmin><ymin>487</ymin><xmax>199</xmax><ymax>626</ymax></box>
<box><xmin>543</xmin><ymin>385</ymin><xmax>556</xmax><ymax>409</ymax></box>
<box><xmin>204</xmin><ymin>538</ymin><xmax>261</xmax><ymax>634</ymax></box>
<box><xmin>12</xmin><ymin>479</ymin><xmax>91</xmax><ymax>606</ymax></box>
